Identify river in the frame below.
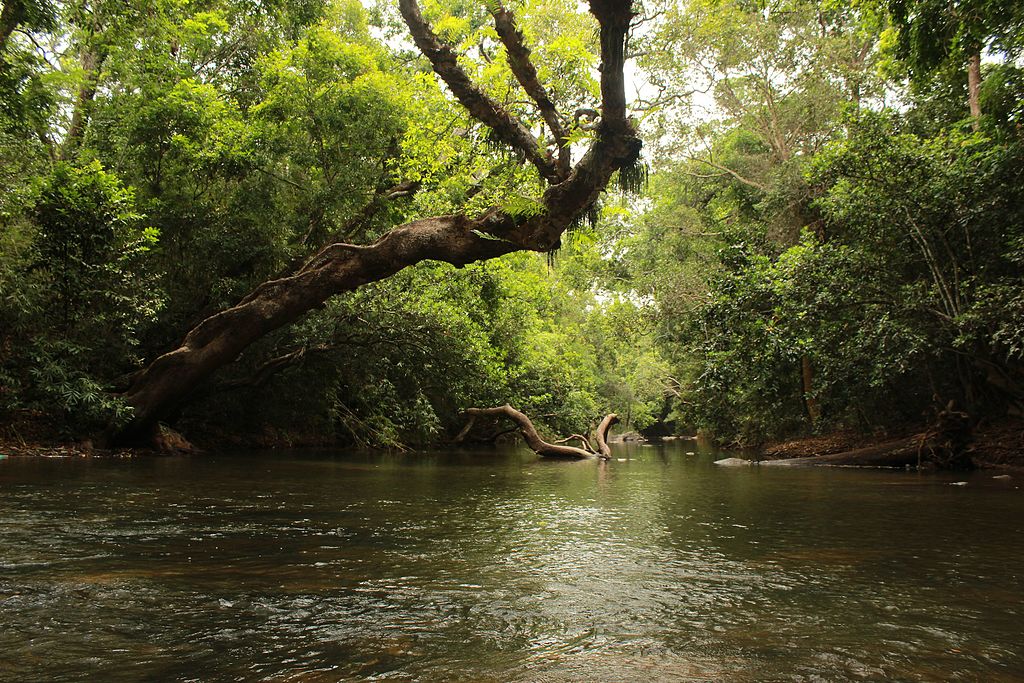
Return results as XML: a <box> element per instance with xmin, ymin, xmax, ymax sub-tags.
<box><xmin>1</xmin><ymin>441</ymin><xmax>1022</xmax><ymax>681</ymax></box>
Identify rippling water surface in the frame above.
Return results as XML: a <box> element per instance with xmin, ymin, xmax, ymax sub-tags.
<box><xmin>1</xmin><ymin>442</ymin><xmax>1022</xmax><ymax>681</ymax></box>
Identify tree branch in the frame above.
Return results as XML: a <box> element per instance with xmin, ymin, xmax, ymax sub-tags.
<box><xmin>216</xmin><ymin>346</ymin><xmax>316</xmax><ymax>391</ymax></box>
<box><xmin>590</xmin><ymin>0</ymin><xmax>634</xmax><ymax>128</ymax></box>
<box><xmin>336</xmin><ymin>179</ymin><xmax>421</xmax><ymax>241</ymax></box>
<box><xmin>490</xmin><ymin>3</ymin><xmax>569</xmax><ymax>177</ymax></box>
<box><xmin>684</xmin><ymin>155</ymin><xmax>767</xmax><ymax>191</ymax></box>
<box><xmin>399</xmin><ymin>0</ymin><xmax>561</xmax><ymax>184</ymax></box>
<box><xmin>553</xmin><ymin>433</ymin><xmax>596</xmax><ymax>452</ymax></box>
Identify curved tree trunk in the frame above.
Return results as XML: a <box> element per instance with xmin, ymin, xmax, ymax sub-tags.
<box><xmin>113</xmin><ymin>0</ymin><xmax>641</xmax><ymax>444</ymax></box>
<box><xmin>463</xmin><ymin>405</ymin><xmax>618</xmax><ymax>459</ymax></box>
<box><xmin>594</xmin><ymin>412</ymin><xmax>619</xmax><ymax>457</ymax></box>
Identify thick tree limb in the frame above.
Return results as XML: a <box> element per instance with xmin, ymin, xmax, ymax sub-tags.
<box><xmin>590</xmin><ymin>0</ymin><xmax>633</xmax><ymax>127</ymax></box>
<box><xmin>490</xmin><ymin>4</ymin><xmax>569</xmax><ymax>177</ymax></box>
<box><xmin>119</xmin><ymin>216</ymin><xmax>518</xmax><ymax>439</ymax></box>
<box><xmin>399</xmin><ymin>0</ymin><xmax>561</xmax><ymax>184</ymax></box>
<box><xmin>463</xmin><ymin>405</ymin><xmax>610</xmax><ymax>459</ymax></box>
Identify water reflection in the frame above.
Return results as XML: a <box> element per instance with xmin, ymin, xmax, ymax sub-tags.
<box><xmin>1</xmin><ymin>443</ymin><xmax>1022</xmax><ymax>681</ymax></box>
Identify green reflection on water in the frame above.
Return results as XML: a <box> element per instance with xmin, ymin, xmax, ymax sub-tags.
<box><xmin>1</xmin><ymin>441</ymin><xmax>1022</xmax><ymax>681</ymax></box>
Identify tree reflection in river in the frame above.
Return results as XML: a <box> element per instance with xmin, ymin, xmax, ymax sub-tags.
<box><xmin>0</xmin><ymin>441</ymin><xmax>1022</xmax><ymax>681</ymax></box>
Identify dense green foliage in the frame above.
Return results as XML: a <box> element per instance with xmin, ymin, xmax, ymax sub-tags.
<box><xmin>0</xmin><ymin>0</ymin><xmax>661</xmax><ymax>445</ymax></box>
<box><xmin>1</xmin><ymin>0</ymin><xmax>1021</xmax><ymax>448</ymax></box>
<box><xmin>623</xmin><ymin>0</ymin><xmax>1024</xmax><ymax>444</ymax></box>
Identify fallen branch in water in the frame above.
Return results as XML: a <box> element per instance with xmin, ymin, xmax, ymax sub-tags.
<box><xmin>460</xmin><ymin>405</ymin><xmax>618</xmax><ymax>459</ymax></box>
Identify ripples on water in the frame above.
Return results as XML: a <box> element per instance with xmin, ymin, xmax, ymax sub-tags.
<box><xmin>1</xmin><ymin>443</ymin><xmax>1022</xmax><ymax>681</ymax></box>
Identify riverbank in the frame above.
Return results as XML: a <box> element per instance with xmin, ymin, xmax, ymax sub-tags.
<box><xmin>761</xmin><ymin>418</ymin><xmax>1024</xmax><ymax>470</ymax></box>
<box><xmin>4</xmin><ymin>408</ymin><xmax>1022</xmax><ymax>469</ymax></box>
<box><xmin>0</xmin><ymin>411</ymin><xmax>147</xmax><ymax>458</ymax></box>
<box><xmin>0</xmin><ymin>432</ymin><xmax>140</xmax><ymax>459</ymax></box>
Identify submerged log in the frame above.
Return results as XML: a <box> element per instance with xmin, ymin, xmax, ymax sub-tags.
<box><xmin>761</xmin><ymin>436</ymin><xmax>973</xmax><ymax>469</ymax></box>
<box><xmin>461</xmin><ymin>405</ymin><xmax>618</xmax><ymax>459</ymax></box>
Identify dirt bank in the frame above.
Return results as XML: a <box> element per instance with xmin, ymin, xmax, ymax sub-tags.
<box><xmin>761</xmin><ymin>418</ymin><xmax>1024</xmax><ymax>470</ymax></box>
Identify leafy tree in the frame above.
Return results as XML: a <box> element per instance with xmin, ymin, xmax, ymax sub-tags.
<box><xmin>888</xmin><ymin>0</ymin><xmax>1024</xmax><ymax>124</ymax></box>
<box><xmin>0</xmin><ymin>161</ymin><xmax>161</xmax><ymax>430</ymax></box>
<box><xmin>108</xmin><ymin>0</ymin><xmax>641</xmax><ymax>444</ymax></box>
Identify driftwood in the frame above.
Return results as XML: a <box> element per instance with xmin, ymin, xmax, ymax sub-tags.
<box><xmin>461</xmin><ymin>405</ymin><xmax>618</xmax><ymax>459</ymax></box>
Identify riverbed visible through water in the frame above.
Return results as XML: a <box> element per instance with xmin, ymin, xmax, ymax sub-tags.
<box><xmin>1</xmin><ymin>441</ymin><xmax>1022</xmax><ymax>681</ymax></box>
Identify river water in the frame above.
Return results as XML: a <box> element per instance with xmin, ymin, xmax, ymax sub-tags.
<box><xmin>1</xmin><ymin>441</ymin><xmax>1022</xmax><ymax>682</ymax></box>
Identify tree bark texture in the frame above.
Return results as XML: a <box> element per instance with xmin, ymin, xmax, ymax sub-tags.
<box><xmin>0</xmin><ymin>0</ymin><xmax>24</xmax><ymax>51</ymax></box>
<box><xmin>463</xmin><ymin>405</ymin><xmax>618</xmax><ymax>459</ymax></box>
<box><xmin>801</xmin><ymin>355</ymin><xmax>819</xmax><ymax>426</ymax></box>
<box><xmin>594</xmin><ymin>412</ymin><xmax>619</xmax><ymax>457</ymax></box>
<box><xmin>967</xmin><ymin>49</ymin><xmax>982</xmax><ymax>128</ymax></box>
<box><xmin>115</xmin><ymin>0</ymin><xmax>640</xmax><ymax>443</ymax></box>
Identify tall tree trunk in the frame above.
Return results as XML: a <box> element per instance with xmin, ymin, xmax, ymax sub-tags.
<box><xmin>967</xmin><ymin>49</ymin><xmax>982</xmax><ymax>129</ymax></box>
<box><xmin>801</xmin><ymin>355</ymin><xmax>820</xmax><ymax>426</ymax></box>
<box><xmin>114</xmin><ymin>0</ymin><xmax>641</xmax><ymax>444</ymax></box>
<box><xmin>61</xmin><ymin>47</ymin><xmax>106</xmax><ymax>160</ymax></box>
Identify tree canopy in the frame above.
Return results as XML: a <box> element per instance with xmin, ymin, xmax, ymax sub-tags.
<box><xmin>0</xmin><ymin>0</ymin><xmax>1020</xmax><ymax>454</ymax></box>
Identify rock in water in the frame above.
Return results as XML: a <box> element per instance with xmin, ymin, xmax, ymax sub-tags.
<box><xmin>714</xmin><ymin>457</ymin><xmax>753</xmax><ymax>467</ymax></box>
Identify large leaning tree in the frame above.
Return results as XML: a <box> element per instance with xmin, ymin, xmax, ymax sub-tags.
<box><xmin>113</xmin><ymin>0</ymin><xmax>642</xmax><ymax>444</ymax></box>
